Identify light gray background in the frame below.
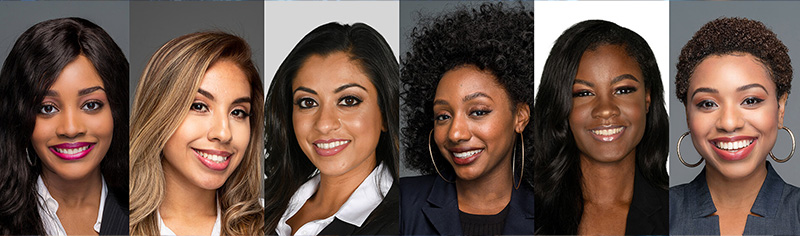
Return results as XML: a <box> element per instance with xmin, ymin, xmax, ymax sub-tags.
<box><xmin>130</xmin><ymin>1</ymin><xmax>264</xmax><ymax>105</ymax></box>
<box><xmin>398</xmin><ymin>1</ymin><xmax>534</xmax><ymax>177</ymax></box>
<box><xmin>670</xmin><ymin>2</ymin><xmax>800</xmax><ymax>187</ymax></box>
<box><xmin>0</xmin><ymin>1</ymin><xmax>129</xmax><ymax>76</ymax></box>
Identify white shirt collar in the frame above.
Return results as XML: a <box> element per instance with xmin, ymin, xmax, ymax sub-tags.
<box><xmin>36</xmin><ymin>175</ymin><xmax>107</xmax><ymax>235</ymax></box>
<box><xmin>276</xmin><ymin>163</ymin><xmax>393</xmax><ymax>236</ymax></box>
<box><xmin>157</xmin><ymin>199</ymin><xmax>221</xmax><ymax>236</ymax></box>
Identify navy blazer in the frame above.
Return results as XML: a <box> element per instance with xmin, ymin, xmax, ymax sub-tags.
<box><xmin>670</xmin><ymin>162</ymin><xmax>800</xmax><ymax>235</ymax></box>
<box><xmin>99</xmin><ymin>189</ymin><xmax>129</xmax><ymax>235</ymax></box>
<box><xmin>399</xmin><ymin>174</ymin><xmax>534</xmax><ymax>235</ymax></box>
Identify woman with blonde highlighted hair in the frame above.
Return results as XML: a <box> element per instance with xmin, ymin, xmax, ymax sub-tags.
<box><xmin>130</xmin><ymin>31</ymin><xmax>264</xmax><ymax>235</ymax></box>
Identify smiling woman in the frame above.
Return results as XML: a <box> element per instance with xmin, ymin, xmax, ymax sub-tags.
<box><xmin>0</xmin><ymin>17</ymin><xmax>129</xmax><ymax>235</ymax></box>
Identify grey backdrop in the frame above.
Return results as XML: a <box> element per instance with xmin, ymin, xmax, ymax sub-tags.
<box><xmin>0</xmin><ymin>1</ymin><xmax>130</xmax><ymax>77</ymax></box>
<box><xmin>129</xmin><ymin>1</ymin><xmax>264</xmax><ymax>105</ymax></box>
<box><xmin>670</xmin><ymin>2</ymin><xmax>800</xmax><ymax>187</ymax></box>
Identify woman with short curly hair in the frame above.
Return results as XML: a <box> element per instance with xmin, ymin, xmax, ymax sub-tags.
<box><xmin>670</xmin><ymin>17</ymin><xmax>798</xmax><ymax>235</ymax></box>
<box><xmin>399</xmin><ymin>2</ymin><xmax>534</xmax><ymax>235</ymax></box>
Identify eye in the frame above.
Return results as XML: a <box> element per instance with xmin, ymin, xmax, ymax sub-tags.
<box><xmin>695</xmin><ymin>100</ymin><xmax>718</xmax><ymax>110</ymax></box>
<box><xmin>39</xmin><ymin>103</ymin><xmax>59</xmax><ymax>115</ymax></box>
<box><xmin>573</xmin><ymin>90</ymin><xmax>594</xmax><ymax>97</ymax></box>
<box><xmin>469</xmin><ymin>110</ymin><xmax>492</xmax><ymax>117</ymax></box>
<box><xmin>338</xmin><ymin>96</ymin><xmax>362</xmax><ymax>107</ymax></box>
<box><xmin>81</xmin><ymin>100</ymin><xmax>104</xmax><ymax>112</ymax></box>
<box><xmin>741</xmin><ymin>97</ymin><xmax>764</xmax><ymax>107</ymax></box>
<box><xmin>435</xmin><ymin>114</ymin><xmax>451</xmax><ymax>121</ymax></box>
<box><xmin>614</xmin><ymin>86</ymin><xmax>637</xmax><ymax>95</ymax></box>
<box><xmin>231</xmin><ymin>109</ymin><xmax>251</xmax><ymax>119</ymax></box>
<box><xmin>191</xmin><ymin>102</ymin><xmax>209</xmax><ymax>112</ymax></box>
<box><xmin>296</xmin><ymin>98</ymin><xmax>318</xmax><ymax>109</ymax></box>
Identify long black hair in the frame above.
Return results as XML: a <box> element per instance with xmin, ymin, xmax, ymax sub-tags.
<box><xmin>263</xmin><ymin>22</ymin><xmax>399</xmax><ymax>233</ymax></box>
<box><xmin>0</xmin><ymin>17</ymin><xmax>129</xmax><ymax>234</ymax></box>
<box><xmin>533</xmin><ymin>19</ymin><xmax>669</xmax><ymax>235</ymax></box>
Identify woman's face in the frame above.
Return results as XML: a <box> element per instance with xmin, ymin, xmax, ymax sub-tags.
<box><xmin>162</xmin><ymin>59</ymin><xmax>251</xmax><ymax>190</ymax></box>
<box><xmin>432</xmin><ymin>65</ymin><xmax>529</xmax><ymax>181</ymax></box>
<box><xmin>32</xmin><ymin>55</ymin><xmax>113</xmax><ymax>181</ymax></box>
<box><xmin>686</xmin><ymin>53</ymin><xmax>786</xmax><ymax>180</ymax></box>
<box><xmin>570</xmin><ymin>44</ymin><xmax>650</xmax><ymax>163</ymax></box>
<box><xmin>292</xmin><ymin>52</ymin><xmax>383</xmax><ymax>178</ymax></box>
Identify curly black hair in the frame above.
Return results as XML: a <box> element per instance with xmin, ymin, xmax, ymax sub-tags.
<box><xmin>676</xmin><ymin>17</ymin><xmax>792</xmax><ymax>104</ymax></box>
<box><xmin>400</xmin><ymin>2</ymin><xmax>534</xmax><ymax>178</ymax></box>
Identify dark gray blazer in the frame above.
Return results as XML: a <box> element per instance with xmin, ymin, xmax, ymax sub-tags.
<box><xmin>99</xmin><ymin>189</ymin><xmax>129</xmax><ymax>235</ymax></box>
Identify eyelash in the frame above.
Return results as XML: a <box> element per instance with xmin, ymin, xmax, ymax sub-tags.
<box><xmin>295</xmin><ymin>95</ymin><xmax>364</xmax><ymax>109</ymax></box>
<box><xmin>615</xmin><ymin>86</ymin><xmax>637</xmax><ymax>95</ymax></box>
<box><xmin>338</xmin><ymin>95</ymin><xmax>363</xmax><ymax>107</ymax></box>
<box><xmin>573</xmin><ymin>90</ymin><xmax>593</xmax><ymax>97</ymax></box>
<box><xmin>742</xmin><ymin>97</ymin><xmax>764</xmax><ymax>106</ymax></box>
<box><xmin>39</xmin><ymin>102</ymin><xmax>59</xmax><ymax>116</ymax></box>
<box><xmin>38</xmin><ymin>100</ymin><xmax>105</xmax><ymax>116</ymax></box>
<box><xmin>433</xmin><ymin>109</ymin><xmax>492</xmax><ymax>122</ymax></box>
<box><xmin>190</xmin><ymin>102</ymin><xmax>250</xmax><ymax>119</ymax></box>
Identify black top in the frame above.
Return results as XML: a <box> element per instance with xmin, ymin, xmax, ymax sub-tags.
<box><xmin>624</xmin><ymin>165</ymin><xmax>669</xmax><ymax>235</ymax></box>
<box><xmin>459</xmin><ymin>204</ymin><xmax>509</xmax><ymax>235</ymax></box>
<box><xmin>317</xmin><ymin>182</ymin><xmax>399</xmax><ymax>235</ymax></box>
<box><xmin>99</xmin><ymin>189</ymin><xmax>129</xmax><ymax>235</ymax></box>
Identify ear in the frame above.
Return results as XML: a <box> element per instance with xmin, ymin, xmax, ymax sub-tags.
<box><xmin>514</xmin><ymin>103</ymin><xmax>531</xmax><ymax>133</ymax></box>
<box><xmin>778</xmin><ymin>93</ymin><xmax>788</xmax><ymax>127</ymax></box>
<box><xmin>645</xmin><ymin>89</ymin><xmax>652</xmax><ymax>113</ymax></box>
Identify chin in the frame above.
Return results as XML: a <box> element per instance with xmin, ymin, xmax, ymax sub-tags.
<box><xmin>192</xmin><ymin>174</ymin><xmax>230</xmax><ymax>190</ymax></box>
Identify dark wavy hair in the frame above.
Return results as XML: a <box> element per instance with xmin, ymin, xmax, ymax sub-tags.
<box><xmin>676</xmin><ymin>17</ymin><xmax>792</xmax><ymax>104</ymax></box>
<box><xmin>533</xmin><ymin>20</ymin><xmax>669</xmax><ymax>235</ymax></box>
<box><xmin>0</xmin><ymin>17</ymin><xmax>129</xmax><ymax>234</ymax></box>
<box><xmin>263</xmin><ymin>22</ymin><xmax>399</xmax><ymax>233</ymax></box>
<box><xmin>401</xmin><ymin>2</ymin><xmax>534</xmax><ymax>180</ymax></box>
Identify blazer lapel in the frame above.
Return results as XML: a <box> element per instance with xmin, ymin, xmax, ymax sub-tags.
<box><xmin>319</xmin><ymin>218</ymin><xmax>357</xmax><ymax>235</ymax></box>
<box><xmin>99</xmin><ymin>190</ymin><xmax>129</xmax><ymax>235</ymax></box>
<box><xmin>421</xmin><ymin>176</ymin><xmax>462</xmax><ymax>235</ymax></box>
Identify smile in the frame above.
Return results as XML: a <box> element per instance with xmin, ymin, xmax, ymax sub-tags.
<box><xmin>589</xmin><ymin>126</ymin><xmax>626</xmax><ymax>142</ymax></box>
<box><xmin>710</xmin><ymin>136</ymin><xmax>757</xmax><ymax>161</ymax></box>
<box><xmin>49</xmin><ymin>142</ymin><xmax>94</xmax><ymax>160</ymax></box>
<box><xmin>715</xmin><ymin>139</ymin><xmax>754</xmax><ymax>151</ymax></box>
<box><xmin>313</xmin><ymin>139</ymin><xmax>350</xmax><ymax>156</ymax></box>
<box><xmin>314</xmin><ymin>140</ymin><xmax>350</xmax><ymax>150</ymax></box>
<box><xmin>193</xmin><ymin>148</ymin><xmax>232</xmax><ymax>171</ymax></box>
<box><xmin>449</xmin><ymin>148</ymin><xmax>483</xmax><ymax>165</ymax></box>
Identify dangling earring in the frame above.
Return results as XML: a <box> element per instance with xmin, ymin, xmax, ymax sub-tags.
<box><xmin>770</xmin><ymin>126</ymin><xmax>796</xmax><ymax>163</ymax></box>
<box><xmin>512</xmin><ymin>132</ymin><xmax>524</xmax><ymax>190</ymax></box>
<box><xmin>26</xmin><ymin>148</ymin><xmax>36</xmax><ymax>166</ymax></box>
<box><xmin>429</xmin><ymin>129</ymin><xmax>452</xmax><ymax>183</ymax></box>
<box><xmin>677</xmin><ymin>131</ymin><xmax>703</xmax><ymax>167</ymax></box>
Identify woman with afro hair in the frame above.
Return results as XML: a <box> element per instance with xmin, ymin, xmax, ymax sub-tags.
<box><xmin>399</xmin><ymin>2</ymin><xmax>534</xmax><ymax>235</ymax></box>
<box><xmin>670</xmin><ymin>17</ymin><xmax>799</xmax><ymax>235</ymax></box>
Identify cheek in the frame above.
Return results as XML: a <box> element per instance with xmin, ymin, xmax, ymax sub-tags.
<box><xmin>568</xmin><ymin>104</ymin><xmax>587</xmax><ymax>133</ymax></box>
<box><xmin>292</xmin><ymin>109</ymin><xmax>310</xmax><ymax>141</ymax></box>
<box><xmin>91</xmin><ymin>109</ymin><xmax>115</xmax><ymax>142</ymax></box>
<box><xmin>164</xmin><ymin>116</ymin><xmax>202</xmax><ymax>158</ymax></box>
<box><xmin>31</xmin><ymin>117</ymin><xmax>55</xmax><ymax>147</ymax></box>
<box><xmin>232</xmin><ymin>120</ymin><xmax>251</xmax><ymax>155</ymax></box>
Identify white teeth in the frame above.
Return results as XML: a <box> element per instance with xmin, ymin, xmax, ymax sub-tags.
<box><xmin>196</xmin><ymin>150</ymin><xmax>229</xmax><ymax>163</ymax></box>
<box><xmin>314</xmin><ymin>140</ymin><xmax>350</xmax><ymax>150</ymax></box>
<box><xmin>453</xmin><ymin>149</ymin><xmax>483</xmax><ymax>159</ymax></box>
<box><xmin>592</xmin><ymin>127</ymin><xmax>624</xmax><ymax>136</ymax></box>
<box><xmin>715</xmin><ymin>139</ymin><xmax>754</xmax><ymax>151</ymax></box>
<box><xmin>54</xmin><ymin>145</ymin><xmax>89</xmax><ymax>154</ymax></box>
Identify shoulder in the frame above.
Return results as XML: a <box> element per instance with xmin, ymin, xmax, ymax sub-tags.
<box><xmin>358</xmin><ymin>184</ymin><xmax>400</xmax><ymax>235</ymax></box>
<box><xmin>399</xmin><ymin>175</ymin><xmax>436</xmax><ymax>207</ymax></box>
<box><xmin>669</xmin><ymin>182</ymin><xmax>690</xmax><ymax>209</ymax></box>
<box><xmin>781</xmin><ymin>182</ymin><xmax>800</xmax><ymax>210</ymax></box>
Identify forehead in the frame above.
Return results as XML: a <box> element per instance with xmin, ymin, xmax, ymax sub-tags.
<box><xmin>576</xmin><ymin>44</ymin><xmax>642</xmax><ymax>82</ymax></box>
<box><xmin>435</xmin><ymin>65</ymin><xmax>507</xmax><ymax>99</ymax></box>
<box><xmin>50</xmin><ymin>55</ymin><xmax>104</xmax><ymax>91</ymax></box>
<box><xmin>292</xmin><ymin>52</ymin><xmax>375</xmax><ymax>91</ymax></box>
<box><xmin>200</xmin><ymin>60</ymin><xmax>251</xmax><ymax>96</ymax></box>
<box><xmin>690</xmin><ymin>54</ymin><xmax>774</xmax><ymax>91</ymax></box>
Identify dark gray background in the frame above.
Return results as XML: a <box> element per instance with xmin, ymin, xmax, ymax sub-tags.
<box><xmin>130</xmin><ymin>1</ymin><xmax>264</xmax><ymax>106</ymax></box>
<box><xmin>0</xmin><ymin>1</ymin><xmax>130</xmax><ymax>75</ymax></box>
<box><xmin>670</xmin><ymin>2</ymin><xmax>800</xmax><ymax>187</ymax></box>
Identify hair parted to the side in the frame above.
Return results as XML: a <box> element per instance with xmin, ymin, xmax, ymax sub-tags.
<box><xmin>0</xmin><ymin>17</ymin><xmax>129</xmax><ymax>235</ymax></box>
<box><xmin>533</xmin><ymin>20</ymin><xmax>669</xmax><ymax>235</ymax></box>
<box><xmin>676</xmin><ymin>17</ymin><xmax>792</xmax><ymax>104</ymax></box>
<box><xmin>400</xmin><ymin>2</ymin><xmax>534</xmax><ymax>180</ymax></box>
<box><xmin>263</xmin><ymin>22</ymin><xmax>399</xmax><ymax>233</ymax></box>
<box><xmin>129</xmin><ymin>31</ymin><xmax>264</xmax><ymax>235</ymax></box>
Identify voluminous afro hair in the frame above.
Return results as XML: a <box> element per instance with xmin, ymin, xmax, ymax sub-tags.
<box><xmin>676</xmin><ymin>17</ymin><xmax>792</xmax><ymax>104</ymax></box>
<box><xmin>401</xmin><ymin>2</ymin><xmax>534</xmax><ymax>176</ymax></box>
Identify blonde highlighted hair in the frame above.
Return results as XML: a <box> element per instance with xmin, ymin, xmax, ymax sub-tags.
<box><xmin>129</xmin><ymin>31</ymin><xmax>264</xmax><ymax>235</ymax></box>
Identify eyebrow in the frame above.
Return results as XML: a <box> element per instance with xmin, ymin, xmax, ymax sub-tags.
<box><xmin>293</xmin><ymin>86</ymin><xmax>317</xmax><ymax>95</ymax></box>
<box><xmin>737</xmin><ymin>83</ymin><xmax>768</xmax><ymax>94</ymax></box>
<box><xmin>334</xmin><ymin>83</ymin><xmax>367</xmax><ymax>93</ymax></box>
<box><xmin>233</xmin><ymin>97</ymin><xmax>251</xmax><ymax>104</ymax></box>
<box><xmin>691</xmin><ymin>87</ymin><xmax>719</xmax><ymax>99</ymax></box>
<box><xmin>574</xmin><ymin>74</ymin><xmax>639</xmax><ymax>87</ymax></box>
<box><xmin>574</xmin><ymin>79</ymin><xmax>594</xmax><ymax>87</ymax></box>
<box><xmin>198</xmin><ymin>89</ymin><xmax>215</xmax><ymax>101</ymax></box>
<box><xmin>45</xmin><ymin>86</ymin><xmax>106</xmax><ymax>97</ymax></box>
<box><xmin>433</xmin><ymin>92</ymin><xmax>492</xmax><ymax>107</ymax></box>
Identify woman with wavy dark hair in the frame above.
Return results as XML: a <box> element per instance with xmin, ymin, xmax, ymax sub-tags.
<box><xmin>0</xmin><ymin>17</ymin><xmax>129</xmax><ymax>235</ymax></box>
<box><xmin>400</xmin><ymin>2</ymin><xmax>534</xmax><ymax>235</ymax></box>
<box><xmin>264</xmin><ymin>22</ymin><xmax>399</xmax><ymax>235</ymax></box>
<box><xmin>533</xmin><ymin>20</ymin><xmax>669</xmax><ymax>235</ymax></box>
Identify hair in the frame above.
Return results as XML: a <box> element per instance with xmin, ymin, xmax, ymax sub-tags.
<box><xmin>129</xmin><ymin>32</ymin><xmax>264</xmax><ymax>235</ymax></box>
<box><xmin>400</xmin><ymin>2</ymin><xmax>534</xmax><ymax>180</ymax></box>
<box><xmin>532</xmin><ymin>20</ymin><xmax>669</xmax><ymax>234</ymax></box>
<box><xmin>676</xmin><ymin>17</ymin><xmax>792</xmax><ymax>104</ymax></box>
<box><xmin>0</xmin><ymin>17</ymin><xmax>128</xmax><ymax>235</ymax></box>
<box><xmin>263</xmin><ymin>22</ymin><xmax>399</xmax><ymax>233</ymax></box>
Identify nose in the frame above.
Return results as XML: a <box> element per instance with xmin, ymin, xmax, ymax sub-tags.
<box><xmin>208</xmin><ymin>111</ymin><xmax>233</xmax><ymax>143</ymax></box>
<box><xmin>715</xmin><ymin>104</ymin><xmax>744</xmax><ymax>133</ymax></box>
<box><xmin>447</xmin><ymin>114</ymin><xmax>471</xmax><ymax>143</ymax></box>
<box><xmin>56</xmin><ymin>108</ymin><xmax>86</xmax><ymax>139</ymax></box>
<box><xmin>591</xmin><ymin>95</ymin><xmax>620</xmax><ymax>120</ymax></box>
<box><xmin>313</xmin><ymin>103</ymin><xmax>340</xmax><ymax>134</ymax></box>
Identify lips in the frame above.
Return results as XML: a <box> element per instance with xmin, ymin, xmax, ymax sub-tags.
<box><xmin>589</xmin><ymin>126</ymin><xmax>626</xmax><ymax>142</ymax></box>
<box><xmin>710</xmin><ymin>136</ymin><xmax>757</xmax><ymax>161</ymax></box>
<box><xmin>313</xmin><ymin>139</ymin><xmax>350</xmax><ymax>156</ymax></box>
<box><xmin>49</xmin><ymin>142</ymin><xmax>94</xmax><ymax>160</ymax></box>
<box><xmin>449</xmin><ymin>148</ymin><xmax>483</xmax><ymax>165</ymax></box>
<box><xmin>193</xmin><ymin>148</ymin><xmax>231</xmax><ymax>171</ymax></box>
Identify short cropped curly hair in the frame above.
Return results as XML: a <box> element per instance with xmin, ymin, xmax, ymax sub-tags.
<box><xmin>676</xmin><ymin>17</ymin><xmax>792</xmax><ymax>104</ymax></box>
<box><xmin>401</xmin><ymin>2</ymin><xmax>534</xmax><ymax>176</ymax></box>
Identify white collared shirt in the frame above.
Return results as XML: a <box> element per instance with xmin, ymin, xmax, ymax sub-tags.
<box><xmin>36</xmin><ymin>175</ymin><xmax>107</xmax><ymax>236</ymax></box>
<box><xmin>276</xmin><ymin>163</ymin><xmax>393</xmax><ymax>236</ymax></box>
<box><xmin>157</xmin><ymin>200</ymin><xmax>221</xmax><ymax>236</ymax></box>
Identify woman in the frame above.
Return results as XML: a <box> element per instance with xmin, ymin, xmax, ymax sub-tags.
<box><xmin>263</xmin><ymin>22</ymin><xmax>399</xmax><ymax>235</ymax></box>
<box><xmin>0</xmin><ymin>17</ymin><xmax>129</xmax><ymax>235</ymax></box>
<box><xmin>400</xmin><ymin>3</ymin><xmax>534</xmax><ymax>235</ymax></box>
<box><xmin>671</xmin><ymin>17</ymin><xmax>798</xmax><ymax>235</ymax></box>
<box><xmin>129</xmin><ymin>32</ymin><xmax>264</xmax><ymax>235</ymax></box>
<box><xmin>533</xmin><ymin>20</ymin><xmax>669</xmax><ymax>235</ymax></box>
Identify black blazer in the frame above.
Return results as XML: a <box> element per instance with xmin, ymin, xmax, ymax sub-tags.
<box><xmin>316</xmin><ymin>182</ymin><xmax>399</xmax><ymax>235</ymax></box>
<box><xmin>399</xmin><ymin>174</ymin><xmax>534</xmax><ymax>235</ymax></box>
<box><xmin>624</xmin><ymin>166</ymin><xmax>668</xmax><ymax>235</ymax></box>
<box><xmin>99</xmin><ymin>189</ymin><xmax>129</xmax><ymax>235</ymax></box>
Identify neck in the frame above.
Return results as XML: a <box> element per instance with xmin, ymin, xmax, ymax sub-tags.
<box><xmin>456</xmin><ymin>151</ymin><xmax>514</xmax><ymax>214</ymax></box>
<box><xmin>160</xmin><ymin>159</ymin><xmax>217</xmax><ymax>219</ymax></box>
<box><xmin>705</xmin><ymin>161</ymin><xmax>767</xmax><ymax>209</ymax></box>
<box><xmin>41</xmin><ymin>167</ymin><xmax>103</xmax><ymax>207</ymax></box>
<box><xmin>313</xmin><ymin>155</ymin><xmax>378</xmax><ymax>211</ymax></box>
<box><xmin>579</xmin><ymin>150</ymin><xmax>635</xmax><ymax>205</ymax></box>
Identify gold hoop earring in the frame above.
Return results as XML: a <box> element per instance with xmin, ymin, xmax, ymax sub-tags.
<box><xmin>429</xmin><ymin>129</ymin><xmax>452</xmax><ymax>183</ymax></box>
<box><xmin>677</xmin><ymin>131</ymin><xmax>703</xmax><ymax>167</ymax></box>
<box><xmin>769</xmin><ymin>126</ymin><xmax>795</xmax><ymax>163</ymax></box>
<box><xmin>513</xmin><ymin>132</ymin><xmax>524</xmax><ymax>190</ymax></box>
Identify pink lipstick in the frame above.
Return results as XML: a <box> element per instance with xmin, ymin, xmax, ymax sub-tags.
<box><xmin>449</xmin><ymin>147</ymin><xmax>483</xmax><ymax>165</ymax></box>
<box><xmin>193</xmin><ymin>148</ymin><xmax>231</xmax><ymax>171</ymax></box>
<box><xmin>49</xmin><ymin>142</ymin><xmax>94</xmax><ymax>160</ymax></box>
<box><xmin>313</xmin><ymin>139</ymin><xmax>350</xmax><ymax>156</ymax></box>
<box><xmin>710</xmin><ymin>136</ymin><xmax>757</xmax><ymax>161</ymax></box>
